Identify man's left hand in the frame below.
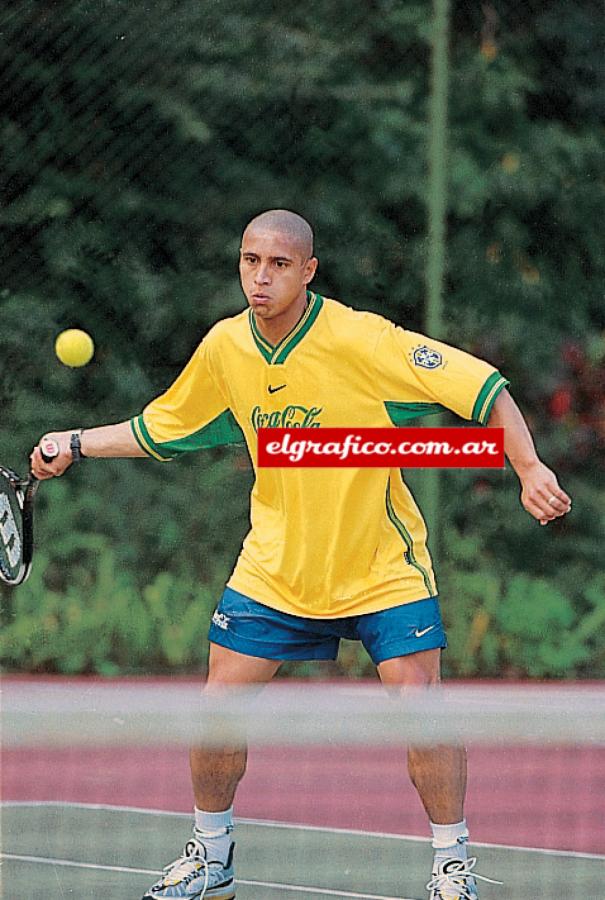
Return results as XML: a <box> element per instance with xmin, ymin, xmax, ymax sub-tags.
<box><xmin>518</xmin><ymin>461</ymin><xmax>572</xmax><ymax>525</ymax></box>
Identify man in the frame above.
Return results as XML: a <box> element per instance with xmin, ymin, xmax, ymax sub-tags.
<box><xmin>32</xmin><ymin>209</ymin><xmax>572</xmax><ymax>900</ymax></box>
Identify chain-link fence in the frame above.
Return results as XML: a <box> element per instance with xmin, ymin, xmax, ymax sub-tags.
<box><xmin>1</xmin><ymin>0</ymin><xmax>604</xmax><ymax>676</ymax></box>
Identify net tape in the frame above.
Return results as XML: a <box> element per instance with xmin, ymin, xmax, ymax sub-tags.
<box><xmin>4</xmin><ymin>682</ymin><xmax>604</xmax><ymax>748</ymax></box>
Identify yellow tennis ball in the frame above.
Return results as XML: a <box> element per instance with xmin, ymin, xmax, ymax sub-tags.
<box><xmin>55</xmin><ymin>329</ymin><xmax>95</xmax><ymax>367</ymax></box>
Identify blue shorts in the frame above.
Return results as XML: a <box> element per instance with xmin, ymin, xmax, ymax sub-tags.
<box><xmin>208</xmin><ymin>587</ymin><xmax>447</xmax><ymax>665</ymax></box>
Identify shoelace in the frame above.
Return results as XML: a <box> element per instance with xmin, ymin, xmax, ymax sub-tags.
<box><xmin>426</xmin><ymin>857</ymin><xmax>503</xmax><ymax>900</ymax></box>
<box><xmin>161</xmin><ymin>842</ymin><xmax>209</xmax><ymax>895</ymax></box>
<box><xmin>160</xmin><ymin>827</ymin><xmax>229</xmax><ymax>896</ymax></box>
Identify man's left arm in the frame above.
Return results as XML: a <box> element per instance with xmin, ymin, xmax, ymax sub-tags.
<box><xmin>486</xmin><ymin>389</ymin><xmax>572</xmax><ymax>526</ymax></box>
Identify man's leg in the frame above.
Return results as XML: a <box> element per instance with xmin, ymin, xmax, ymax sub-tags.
<box><xmin>378</xmin><ymin>650</ymin><xmax>479</xmax><ymax>899</ymax></box>
<box><xmin>143</xmin><ymin>644</ymin><xmax>281</xmax><ymax>899</ymax></box>
<box><xmin>190</xmin><ymin>643</ymin><xmax>282</xmax><ymax>810</ymax></box>
<box><xmin>377</xmin><ymin>648</ymin><xmax>466</xmax><ymax>825</ymax></box>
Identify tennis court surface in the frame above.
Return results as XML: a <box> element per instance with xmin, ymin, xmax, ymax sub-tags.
<box><xmin>2</xmin><ymin>678</ymin><xmax>604</xmax><ymax>899</ymax></box>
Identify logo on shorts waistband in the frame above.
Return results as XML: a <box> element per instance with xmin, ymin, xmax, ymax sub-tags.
<box><xmin>212</xmin><ymin>611</ymin><xmax>231</xmax><ymax>630</ymax></box>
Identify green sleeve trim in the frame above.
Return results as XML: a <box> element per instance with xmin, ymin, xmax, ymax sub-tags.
<box><xmin>131</xmin><ymin>416</ymin><xmax>175</xmax><ymax>460</ymax></box>
<box><xmin>384</xmin><ymin>400</ymin><xmax>447</xmax><ymax>425</ymax></box>
<box><xmin>480</xmin><ymin>376</ymin><xmax>509</xmax><ymax>424</ymax></box>
<box><xmin>130</xmin><ymin>417</ymin><xmax>149</xmax><ymax>455</ymax></box>
<box><xmin>472</xmin><ymin>372</ymin><xmax>510</xmax><ymax>425</ymax></box>
<box><xmin>131</xmin><ymin>410</ymin><xmax>246</xmax><ymax>459</ymax></box>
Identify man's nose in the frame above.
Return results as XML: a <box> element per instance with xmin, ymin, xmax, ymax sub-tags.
<box><xmin>254</xmin><ymin>264</ymin><xmax>271</xmax><ymax>284</ymax></box>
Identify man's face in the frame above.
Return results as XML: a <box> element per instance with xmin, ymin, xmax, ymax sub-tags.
<box><xmin>239</xmin><ymin>228</ymin><xmax>317</xmax><ymax>321</ymax></box>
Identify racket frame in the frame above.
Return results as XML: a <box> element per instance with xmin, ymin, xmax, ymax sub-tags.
<box><xmin>0</xmin><ymin>440</ymin><xmax>58</xmax><ymax>587</ymax></box>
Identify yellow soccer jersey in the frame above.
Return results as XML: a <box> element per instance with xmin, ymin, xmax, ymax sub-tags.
<box><xmin>131</xmin><ymin>292</ymin><xmax>509</xmax><ymax>618</ymax></box>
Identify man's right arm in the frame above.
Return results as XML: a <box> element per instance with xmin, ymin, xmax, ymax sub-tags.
<box><xmin>31</xmin><ymin>421</ymin><xmax>146</xmax><ymax>480</ymax></box>
<box><xmin>32</xmin><ymin>327</ymin><xmax>235</xmax><ymax>479</ymax></box>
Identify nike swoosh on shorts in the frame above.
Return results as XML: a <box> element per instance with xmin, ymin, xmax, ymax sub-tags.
<box><xmin>414</xmin><ymin>625</ymin><xmax>436</xmax><ymax>638</ymax></box>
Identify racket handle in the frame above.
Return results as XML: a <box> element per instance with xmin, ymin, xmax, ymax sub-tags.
<box><xmin>40</xmin><ymin>438</ymin><xmax>60</xmax><ymax>464</ymax></box>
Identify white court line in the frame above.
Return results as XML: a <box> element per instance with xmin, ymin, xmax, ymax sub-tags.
<box><xmin>1</xmin><ymin>852</ymin><xmax>156</xmax><ymax>877</ymax></box>
<box><xmin>2</xmin><ymin>800</ymin><xmax>604</xmax><ymax>862</ymax></box>
<box><xmin>0</xmin><ymin>852</ymin><xmax>415</xmax><ymax>900</ymax></box>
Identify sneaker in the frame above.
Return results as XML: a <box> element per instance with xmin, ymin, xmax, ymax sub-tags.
<box><xmin>142</xmin><ymin>829</ymin><xmax>235</xmax><ymax>899</ymax></box>
<box><xmin>426</xmin><ymin>856</ymin><xmax>501</xmax><ymax>900</ymax></box>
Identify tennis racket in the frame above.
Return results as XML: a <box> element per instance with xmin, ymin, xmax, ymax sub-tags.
<box><xmin>0</xmin><ymin>439</ymin><xmax>59</xmax><ymax>586</ymax></box>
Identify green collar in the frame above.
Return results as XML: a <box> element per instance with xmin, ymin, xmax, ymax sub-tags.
<box><xmin>248</xmin><ymin>290</ymin><xmax>324</xmax><ymax>365</ymax></box>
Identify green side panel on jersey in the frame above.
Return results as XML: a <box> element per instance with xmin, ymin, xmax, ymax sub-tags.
<box><xmin>472</xmin><ymin>372</ymin><xmax>510</xmax><ymax>424</ymax></box>
<box><xmin>384</xmin><ymin>400</ymin><xmax>446</xmax><ymax>424</ymax></box>
<box><xmin>132</xmin><ymin>411</ymin><xmax>245</xmax><ymax>459</ymax></box>
<box><xmin>385</xmin><ymin>480</ymin><xmax>434</xmax><ymax>596</ymax></box>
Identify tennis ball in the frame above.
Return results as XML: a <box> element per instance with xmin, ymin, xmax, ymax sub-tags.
<box><xmin>55</xmin><ymin>329</ymin><xmax>95</xmax><ymax>367</ymax></box>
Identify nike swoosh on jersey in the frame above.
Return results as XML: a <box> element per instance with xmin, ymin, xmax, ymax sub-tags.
<box><xmin>414</xmin><ymin>624</ymin><xmax>436</xmax><ymax>638</ymax></box>
<box><xmin>268</xmin><ymin>384</ymin><xmax>287</xmax><ymax>394</ymax></box>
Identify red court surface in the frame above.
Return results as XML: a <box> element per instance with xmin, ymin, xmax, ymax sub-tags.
<box><xmin>3</xmin><ymin>678</ymin><xmax>604</xmax><ymax>856</ymax></box>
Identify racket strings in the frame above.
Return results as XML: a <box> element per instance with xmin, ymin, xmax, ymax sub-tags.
<box><xmin>0</xmin><ymin>469</ymin><xmax>31</xmax><ymax>584</ymax></box>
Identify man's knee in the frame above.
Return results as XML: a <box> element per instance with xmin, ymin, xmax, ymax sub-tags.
<box><xmin>377</xmin><ymin>647</ymin><xmax>441</xmax><ymax>687</ymax></box>
<box><xmin>206</xmin><ymin>642</ymin><xmax>281</xmax><ymax>687</ymax></box>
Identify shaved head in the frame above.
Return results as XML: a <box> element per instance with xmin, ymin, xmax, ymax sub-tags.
<box><xmin>243</xmin><ymin>209</ymin><xmax>314</xmax><ymax>260</ymax></box>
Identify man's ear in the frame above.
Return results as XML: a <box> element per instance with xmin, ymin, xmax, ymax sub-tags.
<box><xmin>304</xmin><ymin>256</ymin><xmax>319</xmax><ymax>284</ymax></box>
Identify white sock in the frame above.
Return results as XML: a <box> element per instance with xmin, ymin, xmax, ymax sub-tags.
<box><xmin>430</xmin><ymin>819</ymin><xmax>469</xmax><ymax>860</ymax></box>
<box><xmin>194</xmin><ymin>806</ymin><xmax>234</xmax><ymax>865</ymax></box>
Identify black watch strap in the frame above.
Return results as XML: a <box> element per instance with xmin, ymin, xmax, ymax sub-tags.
<box><xmin>70</xmin><ymin>431</ymin><xmax>86</xmax><ymax>462</ymax></box>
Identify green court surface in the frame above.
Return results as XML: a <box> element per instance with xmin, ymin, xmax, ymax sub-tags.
<box><xmin>1</xmin><ymin>803</ymin><xmax>603</xmax><ymax>899</ymax></box>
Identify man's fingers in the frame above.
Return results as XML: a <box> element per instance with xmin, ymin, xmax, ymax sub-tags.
<box><xmin>39</xmin><ymin>437</ymin><xmax>60</xmax><ymax>463</ymax></box>
<box><xmin>523</xmin><ymin>486</ymin><xmax>572</xmax><ymax>524</ymax></box>
<box><xmin>523</xmin><ymin>496</ymin><xmax>557</xmax><ymax>523</ymax></box>
<box><xmin>30</xmin><ymin>436</ymin><xmax>72</xmax><ymax>479</ymax></box>
<box><xmin>544</xmin><ymin>495</ymin><xmax>568</xmax><ymax>514</ymax></box>
<box><xmin>30</xmin><ymin>446</ymin><xmax>59</xmax><ymax>479</ymax></box>
<box><xmin>520</xmin><ymin>463</ymin><xmax>572</xmax><ymax>525</ymax></box>
<box><xmin>540</xmin><ymin>485</ymin><xmax>572</xmax><ymax>515</ymax></box>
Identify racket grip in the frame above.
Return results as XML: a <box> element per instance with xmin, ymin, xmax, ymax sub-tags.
<box><xmin>40</xmin><ymin>438</ymin><xmax>60</xmax><ymax>464</ymax></box>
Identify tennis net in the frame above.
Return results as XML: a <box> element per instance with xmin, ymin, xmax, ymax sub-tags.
<box><xmin>2</xmin><ymin>679</ymin><xmax>604</xmax><ymax>900</ymax></box>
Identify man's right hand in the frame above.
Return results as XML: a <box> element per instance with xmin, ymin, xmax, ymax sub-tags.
<box><xmin>30</xmin><ymin>421</ymin><xmax>148</xmax><ymax>478</ymax></box>
<box><xmin>30</xmin><ymin>432</ymin><xmax>74</xmax><ymax>479</ymax></box>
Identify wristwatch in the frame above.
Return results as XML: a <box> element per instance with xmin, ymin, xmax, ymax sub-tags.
<box><xmin>70</xmin><ymin>430</ymin><xmax>86</xmax><ymax>462</ymax></box>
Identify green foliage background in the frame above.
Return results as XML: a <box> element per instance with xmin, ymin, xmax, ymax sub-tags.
<box><xmin>1</xmin><ymin>0</ymin><xmax>604</xmax><ymax>677</ymax></box>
